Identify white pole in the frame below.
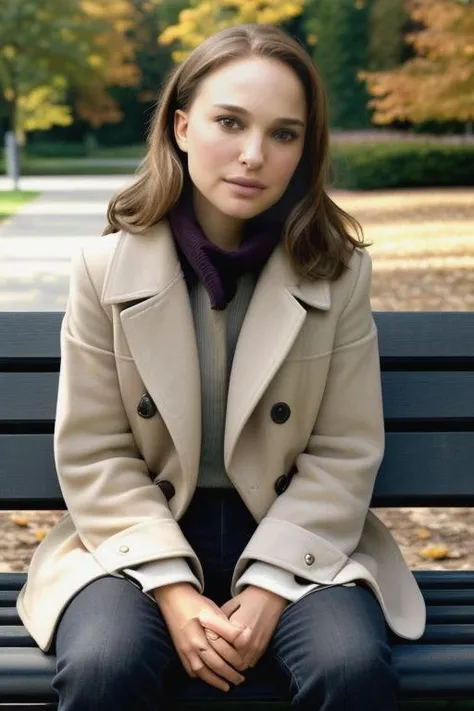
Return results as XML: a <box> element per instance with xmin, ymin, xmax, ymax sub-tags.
<box><xmin>5</xmin><ymin>131</ymin><xmax>20</xmax><ymax>191</ymax></box>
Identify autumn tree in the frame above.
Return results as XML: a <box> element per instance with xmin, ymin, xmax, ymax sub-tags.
<box><xmin>0</xmin><ymin>0</ymin><xmax>140</xmax><ymax>140</ymax></box>
<box><xmin>158</xmin><ymin>0</ymin><xmax>304</xmax><ymax>63</ymax></box>
<box><xmin>360</xmin><ymin>0</ymin><xmax>474</xmax><ymax>125</ymax></box>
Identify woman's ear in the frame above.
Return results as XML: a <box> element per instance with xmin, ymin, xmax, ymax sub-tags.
<box><xmin>174</xmin><ymin>109</ymin><xmax>189</xmax><ymax>153</ymax></box>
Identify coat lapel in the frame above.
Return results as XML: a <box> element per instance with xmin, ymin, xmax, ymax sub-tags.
<box><xmin>102</xmin><ymin>222</ymin><xmax>201</xmax><ymax>488</ymax></box>
<box><xmin>224</xmin><ymin>244</ymin><xmax>331</xmax><ymax>470</ymax></box>
<box><xmin>100</xmin><ymin>219</ymin><xmax>332</xmax><ymax>485</ymax></box>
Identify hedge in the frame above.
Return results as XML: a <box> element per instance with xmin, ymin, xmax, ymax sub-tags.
<box><xmin>329</xmin><ymin>142</ymin><xmax>474</xmax><ymax>190</ymax></box>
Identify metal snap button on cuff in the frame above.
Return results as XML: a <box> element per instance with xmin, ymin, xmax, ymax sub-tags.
<box><xmin>119</xmin><ymin>545</ymin><xmax>130</xmax><ymax>554</ymax></box>
<box><xmin>304</xmin><ymin>553</ymin><xmax>315</xmax><ymax>566</ymax></box>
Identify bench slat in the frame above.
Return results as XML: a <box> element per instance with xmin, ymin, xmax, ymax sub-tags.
<box><xmin>1</xmin><ymin>371</ymin><xmax>473</xmax><ymax>424</ymax></box>
<box><xmin>0</xmin><ymin>373</ymin><xmax>58</xmax><ymax>422</ymax></box>
<box><xmin>4</xmin><ymin>623</ymin><xmax>474</xmax><ymax>648</ymax></box>
<box><xmin>375</xmin><ymin>312</ymin><xmax>474</xmax><ymax>364</ymax></box>
<box><xmin>427</xmin><ymin>606</ymin><xmax>474</xmax><ymax>624</ymax></box>
<box><xmin>381</xmin><ymin>372</ymin><xmax>474</xmax><ymax>421</ymax></box>
<box><xmin>422</xmin><ymin>589</ymin><xmax>474</xmax><ymax>605</ymax></box>
<box><xmin>1</xmin><ymin>432</ymin><xmax>474</xmax><ymax>507</ymax></box>
<box><xmin>1</xmin><ymin>644</ymin><xmax>474</xmax><ymax>700</ymax></box>
<box><xmin>0</xmin><ymin>313</ymin><xmax>62</xmax><ymax>362</ymax></box>
<box><xmin>3</xmin><ymin>570</ymin><xmax>474</xmax><ymax>593</ymax></box>
<box><xmin>0</xmin><ymin>311</ymin><xmax>472</xmax><ymax>380</ymax></box>
<box><xmin>2</xmin><ymin>587</ymin><xmax>473</xmax><ymax>607</ymax></box>
<box><xmin>1</xmin><ymin>312</ymin><xmax>473</xmax><ymax>363</ymax></box>
<box><xmin>375</xmin><ymin>432</ymin><xmax>474</xmax><ymax>505</ymax></box>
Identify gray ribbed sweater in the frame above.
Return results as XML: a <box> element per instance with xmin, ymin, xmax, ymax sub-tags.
<box><xmin>190</xmin><ymin>272</ymin><xmax>257</xmax><ymax>487</ymax></box>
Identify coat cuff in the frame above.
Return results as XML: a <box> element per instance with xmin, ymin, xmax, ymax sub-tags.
<box><xmin>235</xmin><ymin>561</ymin><xmax>356</xmax><ymax>603</ymax></box>
<box><xmin>231</xmin><ymin>516</ymin><xmax>348</xmax><ymax>596</ymax></box>
<box><xmin>91</xmin><ymin>517</ymin><xmax>203</xmax><ymax>585</ymax></box>
<box><xmin>235</xmin><ymin>561</ymin><xmax>316</xmax><ymax>602</ymax></box>
<box><xmin>123</xmin><ymin>558</ymin><xmax>203</xmax><ymax>594</ymax></box>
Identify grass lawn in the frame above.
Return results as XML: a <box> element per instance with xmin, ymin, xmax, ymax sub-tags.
<box><xmin>0</xmin><ymin>190</ymin><xmax>38</xmax><ymax>223</ymax></box>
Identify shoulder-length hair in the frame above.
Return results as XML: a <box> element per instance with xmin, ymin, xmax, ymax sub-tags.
<box><xmin>104</xmin><ymin>23</ymin><xmax>368</xmax><ymax>281</ymax></box>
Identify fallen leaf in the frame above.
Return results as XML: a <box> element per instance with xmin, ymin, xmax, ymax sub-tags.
<box><xmin>33</xmin><ymin>529</ymin><xmax>47</xmax><ymax>542</ymax></box>
<box><xmin>416</xmin><ymin>528</ymin><xmax>432</xmax><ymax>540</ymax></box>
<box><xmin>10</xmin><ymin>514</ymin><xmax>29</xmax><ymax>527</ymax></box>
<box><xmin>419</xmin><ymin>545</ymin><xmax>449</xmax><ymax>561</ymax></box>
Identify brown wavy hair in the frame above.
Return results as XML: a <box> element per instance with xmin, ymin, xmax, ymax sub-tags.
<box><xmin>103</xmin><ymin>23</ymin><xmax>368</xmax><ymax>280</ymax></box>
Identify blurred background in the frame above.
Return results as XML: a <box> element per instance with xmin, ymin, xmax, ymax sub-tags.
<box><xmin>0</xmin><ymin>0</ymin><xmax>473</xmax><ymax>675</ymax></box>
<box><xmin>0</xmin><ymin>0</ymin><xmax>472</xmax><ymax>311</ymax></box>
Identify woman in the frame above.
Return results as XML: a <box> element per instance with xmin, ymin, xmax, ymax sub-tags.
<box><xmin>17</xmin><ymin>23</ymin><xmax>425</xmax><ymax>710</ymax></box>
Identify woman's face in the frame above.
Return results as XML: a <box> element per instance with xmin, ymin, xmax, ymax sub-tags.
<box><xmin>174</xmin><ymin>56</ymin><xmax>307</xmax><ymax>243</ymax></box>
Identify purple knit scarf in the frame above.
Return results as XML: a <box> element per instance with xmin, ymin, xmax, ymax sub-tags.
<box><xmin>167</xmin><ymin>189</ymin><xmax>283</xmax><ymax>310</ymax></box>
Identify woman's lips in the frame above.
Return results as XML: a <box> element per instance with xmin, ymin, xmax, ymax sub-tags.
<box><xmin>224</xmin><ymin>180</ymin><xmax>265</xmax><ymax>197</ymax></box>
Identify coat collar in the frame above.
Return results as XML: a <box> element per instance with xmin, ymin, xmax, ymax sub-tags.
<box><xmin>101</xmin><ymin>219</ymin><xmax>331</xmax><ymax>312</ymax></box>
<box><xmin>100</xmin><ymin>219</ymin><xmax>331</xmax><ymax>494</ymax></box>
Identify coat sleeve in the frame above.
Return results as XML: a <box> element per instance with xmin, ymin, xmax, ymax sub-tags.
<box><xmin>231</xmin><ymin>249</ymin><xmax>384</xmax><ymax>591</ymax></box>
<box><xmin>54</xmin><ymin>246</ymin><xmax>203</xmax><ymax>583</ymax></box>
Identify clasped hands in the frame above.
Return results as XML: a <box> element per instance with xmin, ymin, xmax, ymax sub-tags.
<box><xmin>201</xmin><ymin>586</ymin><xmax>288</xmax><ymax>688</ymax></box>
<box><xmin>154</xmin><ymin>582</ymin><xmax>287</xmax><ymax>692</ymax></box>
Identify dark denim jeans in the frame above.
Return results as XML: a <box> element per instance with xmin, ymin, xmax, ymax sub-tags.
<box><xmin>51</xmin><ymin>488</ymin><xmax>399</xmax><ymax>710</ymax></box>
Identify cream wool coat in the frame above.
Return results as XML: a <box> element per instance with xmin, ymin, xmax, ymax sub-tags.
<box><xmin>17</xmin><ymin>220</ymin><xmax>426</xmax><ymax>653</ymax></box>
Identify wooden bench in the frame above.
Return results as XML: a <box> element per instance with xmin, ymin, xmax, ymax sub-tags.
<box><xmin>0</xmin><ymin>310</ymin><xmax>473</xmax><ymax>708</ymax></box>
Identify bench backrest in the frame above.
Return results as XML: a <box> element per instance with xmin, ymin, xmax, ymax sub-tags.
<box><xmin>0</xmin><ymin>311</ymin><xmax>473</xmax><ymax>510</ymax></box>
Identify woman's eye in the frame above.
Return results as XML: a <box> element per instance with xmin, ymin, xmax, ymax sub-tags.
<box><xmin>216</xmin><ymin>117</ymin><xmax>297</xmax><ymax>142</ymax></box>
<box><xmin>217</xmin><ymin>117</ymin><xmax>239</xmax><ymax>130</ymax></box>
<box><xmin>274</xmin><ymin>129</ymin><xmax>298</xmax><ymax>142</ymax></box>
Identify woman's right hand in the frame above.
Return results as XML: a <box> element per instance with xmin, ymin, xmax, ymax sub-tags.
<box><xmin>153</xmin><ymin>582</ymin><xmax>249</xmax><ymax>692</ymax></box>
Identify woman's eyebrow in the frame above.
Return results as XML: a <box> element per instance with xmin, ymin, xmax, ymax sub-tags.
<box><xmin>213</xmin><ymin>103</ymin><xmax>305</xmax><ymax>127</ymax></box>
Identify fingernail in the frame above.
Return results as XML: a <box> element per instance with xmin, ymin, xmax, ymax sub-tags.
<box><xmin>206</xmin><ymin>630</ymin><xmax>219</xmax><ymax>640</ymax></box>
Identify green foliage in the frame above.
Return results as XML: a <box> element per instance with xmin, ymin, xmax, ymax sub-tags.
<box><xmin>367</xmin><ymin>0</ymin><xmax>406</xmax><ymax>71</ymax></box>
<box><xmin>24</xmin><ymin>141</ymin><xmax>88</xmax><ymax>158</ymax></box>
<box><xmin>0</xmin><ymin>0</ymin><xmax>142</xmax><ymax>137</ymax></box>
<box><xmin>329</xmin><ymin>142</ymin><xmax>474</xmax><ymax>189</ymax></box>
<box><xmin>0</xmin><ymin>0</ymin><xmax>99</xmax><ymax>133</ymax></box>
<box><xmin>304</xmin><ymin>0</ymin><xmax>374</xmax><ymax>129</ymax></box>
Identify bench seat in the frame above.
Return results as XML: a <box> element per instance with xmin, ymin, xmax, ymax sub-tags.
<box><xmin>1</xmin><ymin>571</ymin><xmax>474</xmax><ymax>703</ymax></box>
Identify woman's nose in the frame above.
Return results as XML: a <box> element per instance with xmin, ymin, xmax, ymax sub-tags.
<box><xmin>240</xmin><ymin>137</ymin><xmax>264</xmax><ymax>168</ymax></box>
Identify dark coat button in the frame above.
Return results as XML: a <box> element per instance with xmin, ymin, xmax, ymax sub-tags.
<box><xmin>137</xmin><ymin>392</ymin><xmax>157</xmax><ymax>419</ymax></box>
<box><xmin>157</xmin><ymin>479</ymin><xmax>175</xmax><ymax>501</ymax></box>
<box><xmin>274</xmin><ymin>464</ymin><xmax>297</xmax><ymax>496</ymax></box>
<box><xmin>271</xmin><ymin>402</ymin><xmax>291</xmax><ymax>424</ymax></box>
<box><xmin>274</xmin><ymin>474</ymin><xmax>290</xmax><ymax>496</ymax></box>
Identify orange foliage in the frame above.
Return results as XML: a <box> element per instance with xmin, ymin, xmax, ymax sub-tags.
<box><xmin>76</xmin><ymin>0</ymin><xmax>141</xmax><ymax>125</ymax></box>
<box><xmin>360</xmin><ymin>0</ymin><xmax>474</xmax><ymax>123</ymax></box>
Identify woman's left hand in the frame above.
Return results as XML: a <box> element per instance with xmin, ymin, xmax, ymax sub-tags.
<box><xmin>201</xmin><ymin>586</ymin><xmax>288</xmax><ymax>670</ymax></box>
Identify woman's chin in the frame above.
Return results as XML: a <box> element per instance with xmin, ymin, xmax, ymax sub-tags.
<box><xmin>216</xmin><ymin>197</ymin><xmax>269</xmax><ymax>221</ymax></box>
